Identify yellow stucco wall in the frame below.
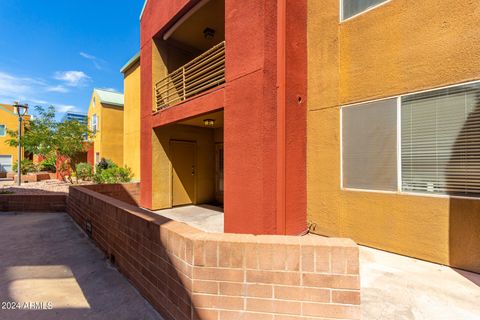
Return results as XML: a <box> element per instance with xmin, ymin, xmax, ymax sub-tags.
<box><xmin>123</xmin><ymin>60</ymin><xmax>141</xmax><ymax>180</ymax></box>
<box><xmin>0</xmin><ymin>104</ymin><xmax>28</xmax><ymax>170</ymax></box>
<box><xmin>307</xmin><ymin>0</ymin><xmax>480</xmax><ymax>273</ymax></box>
<box><xmin>87</xmin><ymin>92</ymin><xmax>124</xmax><ymax>166</ymax></box>
<box><xmin>152</xmin><ymin>124</ymin><xmax>216</xmax><ymax>210</ymax></box>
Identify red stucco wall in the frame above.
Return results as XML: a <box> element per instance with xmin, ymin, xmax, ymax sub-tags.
<box><xmin>140</xmin><ymin>0</ymin><xmax>307</xmax><ymax>235</ymax></box>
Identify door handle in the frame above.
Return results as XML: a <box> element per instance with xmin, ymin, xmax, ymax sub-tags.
<box><xmin>192</xmin><ymin>166</ymin><xmax>195</xmax><ymax>175</ymax></box>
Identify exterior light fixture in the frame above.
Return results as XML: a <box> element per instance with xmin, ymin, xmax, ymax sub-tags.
<box><xmin>204</xmin><ymin>119</ymin><xmax>215</xmax><ymax>127</ymax></box>
<box><xmin>203</xmin><ymin>28</ymin><xmax>216</xmax><ymax>40</ymax></box>
<box><xmin>12</xmin><ymin>101</ymin><xmax>29</xmax><ymax>186</ymax></box>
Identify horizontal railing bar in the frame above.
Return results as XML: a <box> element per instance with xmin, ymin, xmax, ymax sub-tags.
<box><xmin>154</xmin><ymin>41</ymin><xmax>225</xmax><ymax>111</ymax></box>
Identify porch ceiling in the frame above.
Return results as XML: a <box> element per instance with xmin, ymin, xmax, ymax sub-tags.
<box><xmin>178</xmin><ymin>110</ymin><xmax>224</xmax><ymax>128</ymax></box>
<box><xmin>170</xmin><ymin>0</ymin><xmax>225</xmax><ymax>51</ymax></box>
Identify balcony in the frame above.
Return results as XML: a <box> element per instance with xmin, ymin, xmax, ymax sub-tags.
<box><xmin>154</xmin><ymin>41</ymin><xmax>225</xmax><ymax>112</ymax></box>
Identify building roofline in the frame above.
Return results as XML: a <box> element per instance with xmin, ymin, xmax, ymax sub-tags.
<box><xmin>120</xmin><ymin>52</ymin><xmax>141</xmax><ymax>74</ymax></box>
<box><xmin>93</xmin><ymin>88</ymin><xmax>124</xmax><ymax>107</ymax></box>
<box><xmin>140</xmin><ymin>0</ymin><xmax>148</xmax><ymax>20</ymax></box>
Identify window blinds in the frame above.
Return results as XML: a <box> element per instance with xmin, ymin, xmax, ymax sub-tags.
<box><xmin>401</xmin><ymin>83</ymin><xmax>480</xmax><ymax>196</ymax></box>
<box><xmin>342</xmin><ymin>99</ymin><xmax>398</xmax><ymax>191</ymax></box>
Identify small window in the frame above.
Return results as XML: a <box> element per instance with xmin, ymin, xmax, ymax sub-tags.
<box><xmin>342</xmin><ymin>0</ymin><xmax>388</xmax><ymax>20</ymax></box>
<box><xmin>91</xmin><ymin>114</ymin><xmax>97</xmax><ymax>134</ymax></box>
<box><xmin>342</xmin><ymin>98</ymin><xmax>398</xmax><ymax>191</ymax></box>
<box><xmin>95</xmin><ymin>152</ymin><xmax>100</xmax><ymax>164</ymax></box>
<box><xmin>93</xmin><ymin>97</ymin><xmax>96</xmax><ymax>107</ymax></box>
<box><xmin>0</xmin><ymin>125</ymin><xmax>6</xmax><ymax>136</ymax></box>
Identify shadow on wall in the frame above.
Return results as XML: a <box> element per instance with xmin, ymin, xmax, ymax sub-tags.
<box><xmin>80</xmin><ymin>183</ymin><xmax>140</xmax><ymax>206</ymax></box>
<box><xmin>447</xmin><ymin>92</ymin><xmax>480</xmax><ymax>273</ymax></box>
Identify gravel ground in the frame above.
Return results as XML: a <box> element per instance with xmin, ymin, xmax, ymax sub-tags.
<box><xmin>0</xmin><ymin>179</ymin><xmax>89</xmax><ymax>194</ymax></box>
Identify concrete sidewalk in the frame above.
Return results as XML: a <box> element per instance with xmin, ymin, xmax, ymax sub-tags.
<box><xmin>0</xmin><ymin>212</ymin><xmax>162</xmax><ymax>320</ymax></box>
<box><xmin>361</xmin><ymin>246</ymin><xmax>480</xmax><ymax>319</ymax></box>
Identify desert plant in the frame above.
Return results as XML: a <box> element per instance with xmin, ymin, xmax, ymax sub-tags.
<box><xmin>12</xmin><ymin>159</ymin><xmax>38</xmax><ymax>175</ymax></box>
<box><xmin>93</xmin><ymin>160</ymin><xmax>133</xmax><ymax>184</ymax></box>
<box><xmin>40</xmin><ymin>155</ymin><xmax>57</xmax><ymax>172</ymax></box>
<box><xmin>76</xmin><ymin>162</ymin><xmax>93</xmax><ymax>181</ymax></box>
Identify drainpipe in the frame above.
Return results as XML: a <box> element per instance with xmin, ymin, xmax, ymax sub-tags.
<box><xmin>276</xmin><ymin>0</ymin><xmax>287</xmax><ymax>235</ymax></box>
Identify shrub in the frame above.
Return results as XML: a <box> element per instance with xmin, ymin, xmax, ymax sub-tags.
<box><xmin>40</xmin><ymin>155</ymin><xmax>57</xmax><ymax>172</ymax></box>
<box><xmin>96</xmin><ymin>158</ymin><xmax>115</xmax><ymax>171</ymax></box>
<box><xmin>93</xmin><ymin>165</ymin><xmax>133</xmax><ymax>184</ymax></box>
<box><xmin>76</xmin><ymin>162</ymin><xmax>93</xmax><ymax>181</ymax></box>
<box><xmin>12</xmin><ymin>159</ymin><xmax>38</xmax><ymax>175</ymax></box>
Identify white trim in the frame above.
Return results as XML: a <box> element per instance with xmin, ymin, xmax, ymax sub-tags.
<box><xmin>342</xmin><ymin>187</ymin><xmax>480</xmax><ymax>201</ymax></box>
<box><xmin>339</xmin><ymin>106</ymin><xmax>344</xmax><ymax>189</ymax></box>
<box><xmin>0</xmin><ymin>124</ymin><xmax>6</xmax><ymax>137</ymax></box>
<box><xmin>139</xmin><ymin>0</ymin><xmax>148</xmax><ymax>20</ymax></box>
<box><xmin>402</xmin><ymin>79</ymin><xmax>480</xmax><ymax>98</ymax></box>
<box><xmin>163</xmin><ymin>0</ymin><xmax>211</xmax><ymax>41</ymax></box>
<box><xmin>396</xmin><ymin>97</ymin><xmax>402</xmax><ymax>192</ymax></box>
<box><xmin>341</xmin><ymin>79</ymin><xmax>480</xmax><ymax>109</ymax></box>
<box><xmin>340</xmin><ymin>0</ymin><xmax>392</xmax><ymax>22</ymax></box>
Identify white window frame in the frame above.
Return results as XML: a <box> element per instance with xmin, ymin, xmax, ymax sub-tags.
<box><xmin>91</xmin><ymin>114</ymin><xmax>97</xmax><ymax>133</ymax></box>
<box><xmin>340</xmin><ymin>79</ymin><xmax>480</xmax><ymax>200</ymax></box>
<box><xmin>0</xmin><ymin>124</ymin><xmax>6</xmax><ymax>137</ymax></box>
<box><xmin>340</xmin><ymin>0</ymin><xmax>391</xmax><ymax>22</ymax></box>
<box><xmin>0</xmin><ymin>155</ymin><xmax>13</xmax><ymax>172</ymax></box>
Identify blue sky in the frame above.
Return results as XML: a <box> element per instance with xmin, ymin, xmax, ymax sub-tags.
<box><xmin>0</xmin><ymin>0</ymin><xmax>144</xmax><ymax>119</ymax></box>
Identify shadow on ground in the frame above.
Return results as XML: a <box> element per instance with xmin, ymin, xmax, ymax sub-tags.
<box><xmin>0</xmin><ymin>212</ymin><xmax>162</xmax><ymax>320</ymax></box>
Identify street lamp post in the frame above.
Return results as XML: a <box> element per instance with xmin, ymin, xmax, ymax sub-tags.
<box><xmin>13</xmin><ymin>102</ymin><xmax>28</xmax><ymax>186</ymax></box>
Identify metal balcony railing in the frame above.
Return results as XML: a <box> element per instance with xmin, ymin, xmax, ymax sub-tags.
<box><xmin>154</xmin><ymin>41</ymin><xmax>225</xmax><ymax>111</ymax></box>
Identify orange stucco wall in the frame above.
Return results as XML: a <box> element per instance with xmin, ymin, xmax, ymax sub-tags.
<box><xmin>307</xmin><ymin>0</ymin><xmax>480</xmax><ymax>273</ymax></box>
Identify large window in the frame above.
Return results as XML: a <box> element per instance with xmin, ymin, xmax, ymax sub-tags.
<box><xmin>402</xmin><ymin>83</ymin><xmax>480</xmax><ymax>196</ymax></box>
<box><xmin>342</xmin><ymin>0</ymin><xmax>388</xmax><ymax>20</ymax></box>
<box><xmin>342</xmin><ymin>81</ymin><xmax>480</xmax><ymax>197</ymax></box>
<box><xmin>0</xmin><ymin>124</ymin><xmax>6</xmax><ymax>136</ymax></box>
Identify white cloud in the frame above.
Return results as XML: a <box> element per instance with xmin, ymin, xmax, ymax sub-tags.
<box><xmin>80</xmin><ymin>52</ymin><xmax>105</xmax><ymax>70</ymax></box>
<box><xmin>56</xmin><ymin>104</ymin><xmax>76</xmax><ymax>113</ymax></box>
<box><xmin>0</xmin><ymin>72</ymin><xmax>44</xmax><ymax>96</ymax></box>
<box><xmin>47</xmin><ymin>85</ymin><xmax>69</xmax><ymax>93</ymax></box>
<box><xmin>54</xmin><ymin>71</ymin><xmax>90</xmax><ymax>87</ymax></box>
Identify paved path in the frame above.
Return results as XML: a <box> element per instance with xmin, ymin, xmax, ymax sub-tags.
<box><xmin>157</xmin><ymin>206</ymin><xmax>480</xmax><ymax>319</ymax></box>
<box><xmin>0</xmin><ymin>212</ymin><xmax>162</xmax><ymax>320</ymax></box>
<box><xmin>361</xmin><ymin>245</ymin><xmax>480</xmax><ymax>320</ymax></box>
<box><xmin>154</xmin><ymin>204</ymin><xmax>224</xmax><ymax>233</ymax></box>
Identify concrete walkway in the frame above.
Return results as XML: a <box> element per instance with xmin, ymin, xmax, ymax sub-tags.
<box><xmin>361</xmin><ymin>245</ymin><xmax>480</xmax><ymax>319</ymax></box>
<box><xmin>153</xmin><ymin>204</ymin><xmax>224</xmax><ymax>233</ymax></box>
<box><xmin>0</xmin><ymin>212</ymin><xmax>162</xmax><ymax>320</ymax></box>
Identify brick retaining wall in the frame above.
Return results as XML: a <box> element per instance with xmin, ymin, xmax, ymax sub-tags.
<box><xmin>80</xmin><ymin>183</ymin><xmax>140</xmax><ymax>206</ymax></box>
<box><xmin>67</xmin><ymin>186</ymin><xmax>361</xmax><ymax>320</ymax></box>
<box><xmin>0</xmin><ymin>194</ymin><xmax>67</xmax><ymax>212</ymax></box>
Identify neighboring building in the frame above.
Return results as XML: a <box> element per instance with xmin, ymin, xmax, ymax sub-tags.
<box><xmin>62</xmin><ymin>112</ymin><xmax>88</xmax><ymax>125</ymax></box>
<box><xmin>139</xmin><ymin>0</ymin><xmax>480</xmax><ymax>273</ymax></box>
<box><xmin>121</xmin><ymin>53</ymin><xmax>141</xmax><ymax>180</ymax></box>
<box><xmin>87</xmin><ymin>89</ymin><xmax>124</xmax><ymax>166</ymax></box>
<box><xmin>0</xmin><ymin>104</ymin><xmax>30</xmax><ymax>174</ymax></box>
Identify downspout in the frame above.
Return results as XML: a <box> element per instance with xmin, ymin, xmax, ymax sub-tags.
<box><xmin>276</xmin><ymin>0</ymin><xmax>287</xmax><ymax>235</ymax></box>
